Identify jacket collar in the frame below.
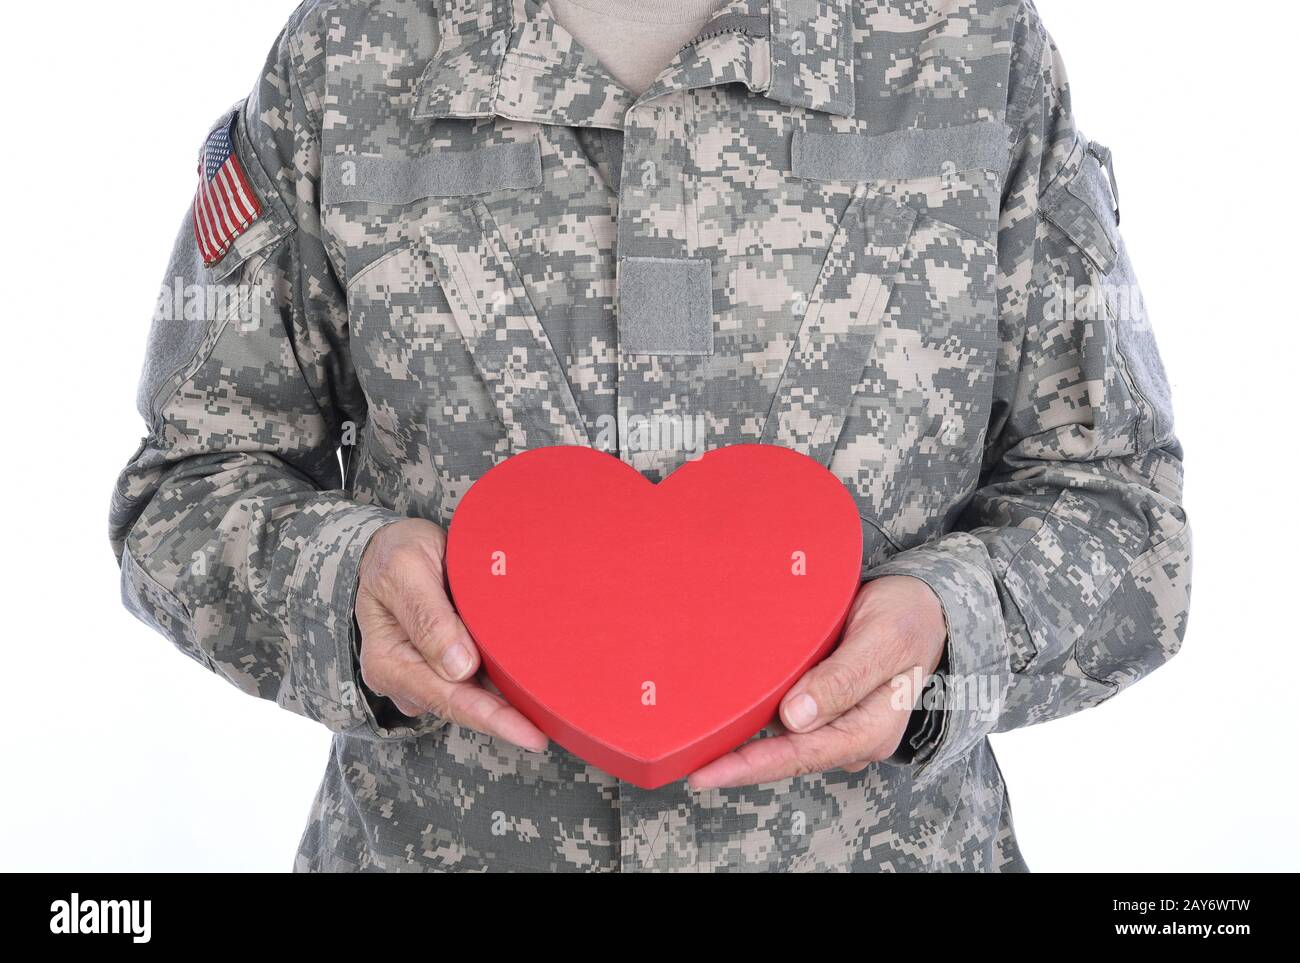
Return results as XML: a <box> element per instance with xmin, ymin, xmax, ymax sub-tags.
<box><xmin>412</xmin><ymin>0</ymin><xmax>856</xmax><ymax>128</ymax></box>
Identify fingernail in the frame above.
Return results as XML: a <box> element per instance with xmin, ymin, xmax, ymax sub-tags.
<box><xmin>442</xmin><ymin>643</ymin><xmax>473</xmax><ymax>680</ymax></box>
<box><xmin>784</xmin><ymin>693</ymin><xmax>818</xmax><ymax>731</ymax></box>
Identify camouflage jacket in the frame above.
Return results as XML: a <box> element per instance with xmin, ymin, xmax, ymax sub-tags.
<box><xmin>111</xmin><ymin>0</ymin><xmax>1191</xmax><ymax>872</ymax></box>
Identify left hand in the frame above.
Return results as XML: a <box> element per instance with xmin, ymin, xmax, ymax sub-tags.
<box><xmin>688</xmin><ymin>576</ymin><xmax>947</xmax><ymax>790</ymax></box>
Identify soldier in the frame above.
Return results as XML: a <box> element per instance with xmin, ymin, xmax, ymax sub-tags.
<box><xmin>111</xmin><ymin>0</ymin><xmax>1191</xmax><ymax>871</ymax></box>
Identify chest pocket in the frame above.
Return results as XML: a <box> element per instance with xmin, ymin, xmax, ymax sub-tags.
<box><xmin>424</xmin><ymin>201</ymin><xmax>590</xmax><ymax>453</ymax></box>
<box><xmin>786</xmin><ymin>121</ymin><xmax>1006</xmax><ymax>557</ymax></box>
<box><xmin>329</xmin><ymin>138</ymin><xmax>588</xmax><ymax>522</ymax></box>
<box><xmin>761</xmin><ymin>187</ymin><xmax>918</xmax><ymax>465</ymax></box>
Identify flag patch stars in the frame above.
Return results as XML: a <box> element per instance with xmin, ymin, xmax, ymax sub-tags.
<box><xmin>192</xmin><ymin>114</ymin><xmax>262</xmax><ymax>266</ymax></box>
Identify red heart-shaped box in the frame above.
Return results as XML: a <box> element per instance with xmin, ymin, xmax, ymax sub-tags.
<box><xmin>446</xmin><ymin>445</ymin><xmax>863</xmax><ymax>788</ymax></box>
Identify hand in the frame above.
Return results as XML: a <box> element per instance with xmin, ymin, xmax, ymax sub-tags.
<box><xmin>355</xmin><ymin>518</ymin><xmax>548</xmax><ymax>752</ymax></box>
<box><xmin>688</xmin><ymin>575</ymin><xmax>946</xmax><ymax>790</ymax></box>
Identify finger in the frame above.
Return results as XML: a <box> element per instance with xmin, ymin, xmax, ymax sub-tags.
<box><xmin>391</xmin><ymin>696</ymin><xmax>426</xmax><ymax>718</ymax></box>
<box><xmin>434</xmin><ymin>681</ymin><xmax>549</xmax><ymax>752</ymax></box>
<box><xmin>691</xmin><ymin>683</ymin><xmax>910</xmax><ymax>790</ymax></box>
<box><xmin>374</xmin><ymin>547</ymin><xmax>480</xmax><ymax>683</ymax></box>
<box><xmin>365</xmin><ymin>648</ymin><xmax>548</xmax><ymax>752</ymax></box>
<box><xmin>688</xmin><ymin>727</ymin><xmax>855</xmax><ymax>790</ymax></box>
<box><xmin>779</xmin><ymin>626</ymin><xmax>926</xmax><ymax>734</ymax></box>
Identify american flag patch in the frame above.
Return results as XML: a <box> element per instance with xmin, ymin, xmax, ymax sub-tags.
<box><xmin>192</xmin><ymin>114</ymin><xmax>262</xmax><ymax>266</ymax></box>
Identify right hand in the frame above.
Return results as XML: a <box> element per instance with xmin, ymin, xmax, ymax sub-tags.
<box><xmin>355</xmin><ymin>518</ymin><xmax>548</xmax><ymax>752</ymax></box>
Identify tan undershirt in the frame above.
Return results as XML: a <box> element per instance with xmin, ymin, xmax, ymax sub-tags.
<box><xmin>547</xmin><ymin>0</ymin><xmax>726</xmax><ymax>96</ymax></box>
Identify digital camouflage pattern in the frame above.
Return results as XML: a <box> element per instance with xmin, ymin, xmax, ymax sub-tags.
<box><xmin>111</xmin><ymin>0</ymin><xmax>1191</xmax><ymax>871</ymax></box>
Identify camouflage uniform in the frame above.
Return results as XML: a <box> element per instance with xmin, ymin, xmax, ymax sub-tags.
<box><xmin>111</xmin><ymin>0</ymin><xmax>1191</xmax><ymax>871</ymax></box>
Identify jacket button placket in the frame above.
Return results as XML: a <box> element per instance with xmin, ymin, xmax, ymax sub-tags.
<box><xmin>612</xmin><ymin>92</ymin><xmax>703</xmax><ymax>871</ymax></box>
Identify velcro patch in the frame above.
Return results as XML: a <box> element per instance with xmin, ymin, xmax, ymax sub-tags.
<box><xmin>618</xmin><ymin>257</ymin><xmax>714</xmax><ymax>355</ymax></box>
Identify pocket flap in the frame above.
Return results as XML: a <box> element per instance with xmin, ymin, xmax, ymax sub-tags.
<box><xmin>792</xmin><ymin>120</ymin><xmax>1011</xmax><ymax>183</ymax></box>
<box><xmin>1041</xmin><ymin>137</ymin><xmax>1121</xmax><ymax>275</ymax></box>
<box><xmin>324</xmin><ymin>140</ymin><xmax>542</xmax><ymax>206</ymax></box>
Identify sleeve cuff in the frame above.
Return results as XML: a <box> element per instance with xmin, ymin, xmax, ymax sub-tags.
<box><xmin>885</xmin><ymin>654</ymin><xmax>947</xmax><ymax>766</ymax></box>
<box><xmin>284</xmin><ymin>502</ymin><xmax>444</xmax><ymax>740</ymax></box>
<box><xmin>867</xmin><ymin>533</ymin><xmax>1014</xmax><ymax>781</ymax></box>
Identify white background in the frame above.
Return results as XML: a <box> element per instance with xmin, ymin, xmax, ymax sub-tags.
<box><xmin>1</xmin><ymin>0</ymin><xmax>1295</xmax><ymax>872</ymax></box>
